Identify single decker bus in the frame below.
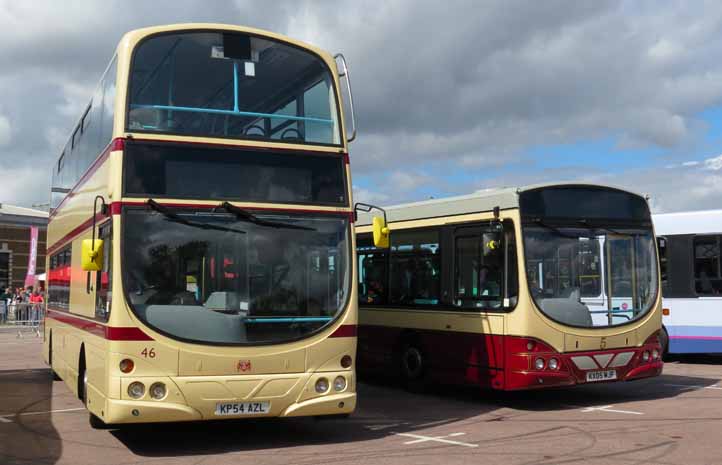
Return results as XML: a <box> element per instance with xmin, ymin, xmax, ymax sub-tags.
<box><xmin>655</xmin><ymin>209</ymin><xmax>722</xmax><ymax>355</ymax></box>
<box><xmin>44</xmin><ymin>24</ymin><xmax>359</xmax><ymax>428</ymax></box>
<box><xmin>355</xmin><ymin>183</ymin><xmax>664</xmax><ymax>390</ymax></box>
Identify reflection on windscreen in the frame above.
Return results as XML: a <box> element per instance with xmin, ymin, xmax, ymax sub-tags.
<box><xmin>123</xmin><ymin>208</ymin><xmax>349</xmax><ymax>344</ymax></box>
<box><xmin>524</xmin><ymin>225</ymin><xmax>657</xmax><ymax>327</ymax></box>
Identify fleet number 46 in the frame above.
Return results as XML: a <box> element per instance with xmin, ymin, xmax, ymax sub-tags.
<box><xmin>141</xmin><ymin>348</ymin><xmax>156</xmax><ymax>358</ymax></box>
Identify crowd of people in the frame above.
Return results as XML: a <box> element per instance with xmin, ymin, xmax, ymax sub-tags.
<box><xmin>0</xmin><ymin>286</ymin><xmax>44</xmax><ymax>324</ymax></box>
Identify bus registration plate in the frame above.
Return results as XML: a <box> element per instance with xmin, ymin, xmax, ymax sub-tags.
<box><xmin>215</xmin><ymin>401</ymin><xmax>270</xmax><ymax>416</ymax></box>
<box><xmin>586</xmin><ymin>370</ymin><xmax>617</xmax><ymax>382</ymax></box>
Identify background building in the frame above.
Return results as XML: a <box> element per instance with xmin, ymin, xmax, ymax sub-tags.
<box><xmin>0</xmin><ymin>203</ymin><xmax>48</xmax><ymax>290</ymax></box>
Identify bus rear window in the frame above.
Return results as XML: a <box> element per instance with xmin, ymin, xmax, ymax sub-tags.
<box><xmin>123</xmin><ymin>141</ymin><xmax>347</xmax><ymax>206</ymax></box>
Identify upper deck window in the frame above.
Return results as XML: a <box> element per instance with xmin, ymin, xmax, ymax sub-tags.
<box><xmin>127</xmin><ymin>31</ymin><xmax>341</xmax><ymax>146</ymax></box>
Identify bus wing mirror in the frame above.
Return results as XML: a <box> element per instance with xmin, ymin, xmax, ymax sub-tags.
<box><xmin>372</xmin><ymin>216</ymin><xmax>390</xmax><ymax>249</ymax></box>
<box><xmin>354</xmin><ymin>202</ymin><xmax>390</xmax><ymax>248</ymax></box>
<box><xmin>81</xmin><ymin>239</ymin><xmax>104</xmax><ymax>272</ymax></box>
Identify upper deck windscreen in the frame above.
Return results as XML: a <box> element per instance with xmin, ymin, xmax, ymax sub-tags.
<box><xmin>127</xmin><ymin>31</ymin><xmax>341</xmax><ymax>146</ymax></box>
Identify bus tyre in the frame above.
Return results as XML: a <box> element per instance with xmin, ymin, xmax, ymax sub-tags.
<box><xmin>399</xmin><ymin>343</ymin><xmax>426</xmax><ymax>392</ymax></box>
<box><xmin>660</xmin><ymin>327</ymin><xmax>669</xmax><ymax>359</ymax></box>
<box><xmin>48</xmin><ymin>335</ymin><xmax>61</xmax><ymax>381</ymax></box>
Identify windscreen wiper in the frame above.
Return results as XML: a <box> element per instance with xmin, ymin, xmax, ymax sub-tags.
<box><xmin>218</xmin><ymin>201</ymin><xmax>315</xmax><ymax>231</ymax></box>
<box><xmin>530</xmin><ymin>218</ymin><xmax>578</xmax><ymax>238</ymax></box>
<box><xmin>147</xmin><ymin>199</ymin><xmax>247</xmax><ymax>234</ymax></box>
<box><xmin>577</xmin><ymin>219</ymin><xmax>633</xmax><ymax>236</ymax></box>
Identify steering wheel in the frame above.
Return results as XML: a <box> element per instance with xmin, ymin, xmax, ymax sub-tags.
<box><xmin>245</xmin><ymin>124</ymin><xmax>266</xmax><ymax>137</ymax></box>
<box><xmin>281</xmin><ymin>128</ymin><xmax>303</xmax><ymax>141</ymax></box>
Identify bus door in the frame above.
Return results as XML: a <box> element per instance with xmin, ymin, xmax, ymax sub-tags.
<box><xmin>603</xmin><ymin>235</ymin><xmax>637</xmax><ymax>325</ymax></box>
<box><xmin>450</xmin><ymin>223</ymin><xmax>506</xmax><ymax>384</ymax></box>
<box><xmin>577</xmin><ymin>236</ymin><xmax>606</xmax><ymax>323</ymax></box>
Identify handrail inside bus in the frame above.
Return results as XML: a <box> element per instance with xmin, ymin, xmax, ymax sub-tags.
<box><xmin>243</xmin><ymin>317</ymin><xmax>333</xmax><ymax>323</ymax></box>
<box><xmin>129</xmin><ymin>104</ymin><xmax>334</xmax><ymax>124</ymax></box>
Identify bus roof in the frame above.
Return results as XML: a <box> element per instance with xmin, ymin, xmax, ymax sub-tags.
<box><xmin>653</xmin><ymin>209</ymin><xmax>722</xmax><ymax>236</ymax></box>
<box><xmin>119</xmin><ymin>23</ymin><xmax>333</xmax><ymax>62</ymax></box>
<box><xmin>356</xmin><ymin>182</ymin><xmax>645</xmax><ymax>226</ymax></box>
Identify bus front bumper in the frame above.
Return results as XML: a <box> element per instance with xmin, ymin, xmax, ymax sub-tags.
<box><xmin>504</xmin><ymin>336</ymin><xmax>663</xmax><ymax>390</ymax></box>
<box><xmin>100</xmin><ymin>370</ymin><xmax>356</xmax><ymax>424</ymax></box>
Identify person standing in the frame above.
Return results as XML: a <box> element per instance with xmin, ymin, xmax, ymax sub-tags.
<box><xmin>0</xmin><ymin>287</ymin><xmax>11</xmax><ymax>324</ymax></box>
<box><xmin>29</xmin><ymin>290</ymin><xmax>44</xmax><ymax>324</ymax></box>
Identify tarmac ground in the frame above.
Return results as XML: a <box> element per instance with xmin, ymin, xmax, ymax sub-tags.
<box><xmin>1</xmin><ymin>330</ymin><xmax>721</xmax><ymax>465</ymax></box>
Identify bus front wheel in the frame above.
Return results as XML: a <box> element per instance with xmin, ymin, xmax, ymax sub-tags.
<box><xmin>660</xmin><ymin>327</ymin><xmax>669</xmax><ymax>359</ymax></box>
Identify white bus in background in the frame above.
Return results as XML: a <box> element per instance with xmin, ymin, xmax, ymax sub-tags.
<box><xmin>654</xmin><ymin>210</ymin><xmax>722</xmax><ymax>355</ymax></box>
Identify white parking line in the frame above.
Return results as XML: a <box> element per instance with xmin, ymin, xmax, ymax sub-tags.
<box><xmin>397</xmin><ymin>432</ymin><xmax>478</xmax><ymax>448</ymax></box>
<box><xmin>415</xmin><ymin>418</ymin><xmax>460</xmax><ymax>428</ymax></box>
<box><xmin>364</xmin><ymin>422</ymin><xmax>410</xmax><ymax>431</ymax></box>
<box><xmin>665</xmin><ymin>383</ymin><xmax>722</xmax><ymax>390</ymax></box>
<box><xmin>581</xmin><ymin>405</ymin><xmax>643</xmax><ymax>415</ymax></box>
<box><xmin>0</xmin><ymin>407</ymin><xmax>85</xmax><ymax>423</ymax></box>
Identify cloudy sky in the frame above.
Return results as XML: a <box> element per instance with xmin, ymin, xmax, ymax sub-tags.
<box><xmin>2</xmin><ymin>0</ymin><xmax>722</xmax><ymax>212</ymax></box>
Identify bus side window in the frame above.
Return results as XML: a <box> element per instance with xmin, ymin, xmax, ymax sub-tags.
<box><xmin>357</xmin><ymin>235</ymin><xmax>387</xmax><ymax>305</ymax></box>
<box><xmin>694</xmin><ymin>235</ymin><xmax>721</xmax><ymax>295</ymax></box>
<box><xmin>504</xmin><ymin>220</ymin><xmax>518</xmax><ymax>307</ymax></box>
<box><xmin>657</xmin><ymin>237</ymin><xmax>668</xmax><ymax>294</ymax></box>
<box><xmin>454</xmin><ymin>224</ymin><xmax>504</xmax><ymax>309</ymax></box>
<box><xmin>95</xmin><ymin>223</ymin><xmax>112</xmax><ymax>320</ymax></box>
<box><xmin>388</xmin><ymin>230</ymin><xmax>441</xmax><ymax>307</ymax></box>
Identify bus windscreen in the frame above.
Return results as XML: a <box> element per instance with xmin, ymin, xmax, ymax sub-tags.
<box><xmin>122</xmin><ymin>207</ymin><xmax>350</xmax><ymax>345</ymax></box>
<box><xmin>520</xmin><ymin>186</ymin><xmax>658</xmax><ymax>328</ymax></box>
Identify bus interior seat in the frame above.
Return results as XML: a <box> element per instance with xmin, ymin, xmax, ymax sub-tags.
<box><xmin>539</xmin><ymin>289</ymin><xmax>593</xmax><ymax>327</ymax></box>
<box><xmin>137</xmin><ymin>304</ymin><xmax>247</xmax><ymax>342</ymax></box>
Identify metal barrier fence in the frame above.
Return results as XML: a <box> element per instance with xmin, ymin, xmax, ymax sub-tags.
<box><xmin>0</xmin><ymin>302</ymin><xmax>44</xmax><ymax>337</ymax></box>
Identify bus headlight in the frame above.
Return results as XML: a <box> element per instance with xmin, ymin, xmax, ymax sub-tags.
<box><xmin>128</xmin><ymin>382</ymin><xmax>145</xmax><ymax>399</ymax></box>
<box><xmin>534</xmin><ymin>358</ymin><xmax>545</xmax><ymax>370</ymax></box>
<box><xmin>642</xmin><ymin>351</ymin><xmax>650</xmax><ymax>362</ymax></box>
<box><xmin>149</xmin><ymin>382</ymin><xmax>167</xmax><ymax>400</ymax></box>
<box><xmin>652</xmin><ymin>349</ymin><xmax>660</xmax><ymax>360</ymax></box>
<box><xmin>333</xmin><ymin>376</ymin><xmax>347</xmax><ymax>392</ymax></box>
<box><xmin>548</xmin><ymin>358</ymin><xmax>559</xmax><ymax>370</ymax></box>
<box><xmin>315</xmin><ymin>378</ymin><xmax>329</xmax><ymax>393</ymax></box>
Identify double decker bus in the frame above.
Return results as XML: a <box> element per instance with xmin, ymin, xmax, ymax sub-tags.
<box><xmin>43</xmin><ymin>24</ymin><xmax>359</xmax><ymax>428</ymax></box>
<box><xmin>356</xmin><ymin>184</ymin><xmax>663</xmax><ymax>390</ymax></box>
<box><xmin>655</xmin><ymin>209</ymin><xmax>722</xmax><ymax>354</ymax></box>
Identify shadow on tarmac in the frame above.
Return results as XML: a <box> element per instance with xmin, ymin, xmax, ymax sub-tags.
<box><xmin>111</xmin><ymin>380</ymin><xmax>493</xmax><ymax>457</ymax></box>
<box><xmin>0</xmin><ymin>368</ymin><xmax>62</xmax><ymax>465</ymax></box>
<box><xmin>666</xmin><ymin>353</ymin><xmax>722</xmax><ymax>365</ymax></box>
<box><xmin>111</xmin><ymin>367</ymin><xmax>722</xmax><ymax>458</ymax></box>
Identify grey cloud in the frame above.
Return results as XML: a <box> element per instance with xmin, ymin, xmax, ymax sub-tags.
<box><xmin>2</xmin><ymin>1</ymin><xmax>722</xmax><ymax>212</ymax></box>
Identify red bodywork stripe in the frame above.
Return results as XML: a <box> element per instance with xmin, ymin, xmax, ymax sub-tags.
<box><xmin>46</xmin><ymin>309</ymin><xmax>153</xmax><ymax>341</ymax></box>
<box><xmin>47</xmin><ymin>214</ymin><xmax>110</xmax><ymax>256</ymax></box>
<box><xmin>330</xmin><ymin>324</ymin><xmax>357</xmax><ymax>338</ymax></box>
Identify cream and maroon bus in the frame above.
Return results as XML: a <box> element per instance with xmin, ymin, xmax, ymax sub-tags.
<box><xmin>44</xmin><ymin>24</ymin><xmax>359</xmax><ymax>428</ymax></box>
<box><xmin>355</xmin><ymin>184</ymin><xmax>664</xmax><ymax>390</ymax></box>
